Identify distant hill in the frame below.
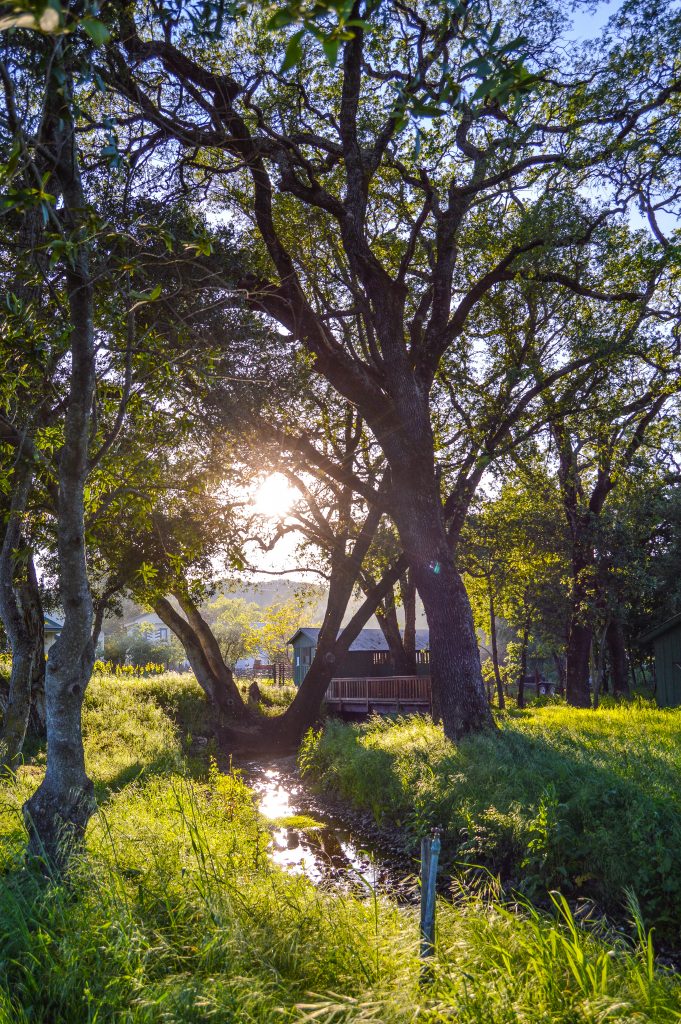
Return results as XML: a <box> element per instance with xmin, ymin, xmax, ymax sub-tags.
<box><xmin>104</xmin><ymin>576</ymin><xmax>427</xmax><ymax>633</ymax></box>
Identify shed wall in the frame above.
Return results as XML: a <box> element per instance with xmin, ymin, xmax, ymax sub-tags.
<box><xmin>654</xmin><ymin>624</ymin><xmax>681</xmax><ymax>708</ymax></box>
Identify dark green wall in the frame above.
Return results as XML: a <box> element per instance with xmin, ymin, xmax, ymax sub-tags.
<box><xmin>654</xmin><ymin>624</ymin><xmax>681</xmax><ymax>708</ymax></box>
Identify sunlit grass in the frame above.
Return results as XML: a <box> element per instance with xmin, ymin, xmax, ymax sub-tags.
<box><xmin>0</xmin><ymin>675</ymin><xmax>679</xmax><ymax>1022</ymax></box>
<box><xmin>300</xmin><ymin>703</ymin><xmax>681</xmax><ymax>939</ymax></box>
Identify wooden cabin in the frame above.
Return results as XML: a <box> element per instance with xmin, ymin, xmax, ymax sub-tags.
<box><xmin>288</xmin><ymin>627</ymin><xmax>432</xmax><ymax>716</ymax></box>
<box><xmin>639</xmin><ymin>612</ymin><xmax>681</xmax><ymax>708</ymax></box>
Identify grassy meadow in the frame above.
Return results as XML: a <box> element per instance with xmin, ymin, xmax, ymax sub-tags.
<box><xmin>0</xmin><ymin>674</ymin><xmax>679</xmax><ymax>1022</ymax></box>
<box><xmin>299</xmin><ymin>704</ymin><xmax>681</xmax><ymax>941</ymax></box>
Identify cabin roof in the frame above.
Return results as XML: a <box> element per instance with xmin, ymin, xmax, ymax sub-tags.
<box><xmin>287</xmin><ymin>627</ymin><xmax>429</xmax><ymax>652</ymax></box>
<box><xmin>638</xmin><ymin>611</ymin><xmax>681</xmax><ymax>645</ymax></box>
<box><xmin>44</xmin><ymin>615</ymin><xmax>63</xmax><ymax>632</ymax></box>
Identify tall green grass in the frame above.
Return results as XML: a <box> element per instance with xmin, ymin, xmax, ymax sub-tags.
<box><xmin>299</xmin><ymin>705</ymin><xmax>681</xmax><ymax>939</ymax></box>
<box><xmin>0</xmin><ymin>676</ymin><xmax>679</xmax><ymax>1022</ymax></box>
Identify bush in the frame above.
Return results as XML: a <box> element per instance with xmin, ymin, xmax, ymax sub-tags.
<box><xmin>300</xmin><ymin>705</ymin><xmax>681</xmax><ymax>939</ymax></box>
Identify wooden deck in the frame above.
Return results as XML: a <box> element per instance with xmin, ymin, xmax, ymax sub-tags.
<box><xmin>325</xmin><ymin>675</ymin><xmax>432</xmax><ymax>715</ymax></box>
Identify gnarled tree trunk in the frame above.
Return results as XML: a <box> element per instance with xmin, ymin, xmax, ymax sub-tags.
<box><xmin>153</xmin><ymin>596</ymin><xmax>247</xmax><ymax>719</ymax></box>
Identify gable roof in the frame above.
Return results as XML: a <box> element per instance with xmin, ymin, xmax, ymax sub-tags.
<box><xmin>638</xmin><ymin>611</ymin><xmax>681</xmax><ymax>645</ymax></box>
<box><xmin>287</xmin><ymin>627</ymin><xmax>429</xmax><ymax>652</ymax></box>
<box><xmin>44</xmin><ymin>615</ymin><xmax>63</xmax><ymax>632</ymax></box>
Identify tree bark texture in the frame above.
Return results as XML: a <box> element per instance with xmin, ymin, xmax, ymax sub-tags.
<box><xmin>22</xmin><ymin>551</ymin><xmax>46</xmax><ymax>737</ymax></box>
<box><xmin>23</xmin><ymin>53</ymin><xmax>97</xmax><ymax>866</ymax></box>
<box><xmin>381</xmin><ymin>400</ymin><xmax>493</xmax><ymax>740</ymax></box>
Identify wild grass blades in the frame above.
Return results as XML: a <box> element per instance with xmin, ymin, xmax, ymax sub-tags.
<box><xmin>0</xmin><ymin>674</ymin><xmax>679</xmax><ymax>1022</ymax></box>
<box><xmin>300</xmin><ymin>707</ymin><xmax>681</xmax><ymax>940</ymax></box>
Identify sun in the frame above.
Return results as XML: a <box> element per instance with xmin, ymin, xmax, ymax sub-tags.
<box><xmin>252</xmin><ymin>473</ymin><xmax>299</xmax><ymax>518</ymax></box>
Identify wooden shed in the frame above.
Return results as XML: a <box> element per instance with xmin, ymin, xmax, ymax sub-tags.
<box><xmin>639</xmin><ymin>612</ymin><xmax>681</xmax><ymax>708</ymax></box>
<box><xmin>288</xmin><ymin>627</ymin><xmax>430</xmax><ymax>688</ymax></box>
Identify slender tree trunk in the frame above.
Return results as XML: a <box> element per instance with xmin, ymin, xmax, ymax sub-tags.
<box><xmin>489</xmin><ymin>590</ymin><xmax>505</xmax><ymax>710</ymax></box>
<box><xmin>565</xmin><ymin>543</ymin><xmax>594</xmax><ymax>708</ymax></box>
<box><xmin>23</xmin><ymin>52</ymin><xmax>97</xmax><ymax>866</ymax></box>
<box><xmin>517</xmin><ymin>621</ymin><xmax>530</xmax><ymax>710</ymax></box>
<box><xmin>553</xmin><ymin>652</ymin><xmax>566</xmax><ymax>696</ymax></box>
<box><xmin>22</xmin><ymin>551</ymin><xmax>46</xmax><ymax>738</ymax></box>
<box><xmin>607</xmin><ymin>620</ymin><xmax>630</xmax><ymax>696</ymax></box>
<box><xmin>400</xmin><ymin>569</ymin><xmax>416</xmax><ymax>663</ymax></box>
<box><xmin>592</xmin><ymin>620</ymin><xmax>610</xmax><ymax>709</ymax></box>
<box><xmin>0</xmin><ymin>463</ymin><xmax>36</xmax><ymax>768</ymax></box>
<box><xmin>372</xmin><ymin>583</ymin><xmax>414</xmax><ymax>674</ymax></box>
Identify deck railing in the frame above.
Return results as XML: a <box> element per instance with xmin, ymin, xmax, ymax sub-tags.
<box><xmin>326</xmin><ymin>675</ymin><xmax>431</xmax><ymax>709</ymax></box>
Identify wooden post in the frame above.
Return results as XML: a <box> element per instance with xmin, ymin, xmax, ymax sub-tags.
<box><xmin>420</xmin><ymin>828</ymin><xmax>441</xmax><ymax>976</ymax></box>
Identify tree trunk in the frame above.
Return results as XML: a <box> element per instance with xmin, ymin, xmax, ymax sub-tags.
<box><xmin>607</xmin><ymin>619</ymin><xmax>630</xmax><ymax>696</ymax></box>
<box><xmin>592</xmin><ymin>620</ymin><xmax>610</xmax><ymax>709</ymax></box>
<box><xmin>400</xmin><ymin>569</ymin><xmax>416</xmax><ymax>662</ymax></box>
<box><xmin>386</xmin><ymin>445</ymin><xmax>493</xmax><ymax>740</ymax></box>
<box><xmin>21</xmin><ymin>552</ymin><xmax>46</xmax><ymax>738</ymax></box>
<box><xmin>517</xmin><ymin>621</ymin><xmax>530</xmax><ymax>710</ymax></box>
<box><xmin>23</xmin><ymin>54</ymin><xmax>97</xmax><ymax>866</ymax></box>
<box><xmin>274</xmin><ymin>558</ymin><xmax>406</xmax><ymax>745</ymax></box>
<box><xmin>553</xmin><ymin>652</ymin><xmax>566</xmax><ymax>696</ymax></box>
<box><xmin>153</xmin><ymin>597</ymin><xmax>247</xmax><ymax>719</ymax></box>
<box><xmin>565</xmin><ymin>545</ymin><xmax>594</xmax><ymax>708</ymax></box>
<box><xmin>372</xmin><ymin>582</ymin><xmax>414</xmax><ymax>675</ymax></box>
<box><xmin>173</xmin><ymin>591</ymin><xmax>245</xmax><ymax>710</ymax></box>
<box><xmin>489</xmin><ymin>590</ymin><xmax>505</xmax><ymax>710</ymax></box>
<box><xmin>0</xmin><ymin>463</ymin><xmax>35</xmax><ymax>769</ymax></box>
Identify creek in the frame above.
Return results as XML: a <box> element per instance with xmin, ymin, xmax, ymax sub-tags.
<box><xmin>238</xmin><ymin>755</ymin><xmax>416</xmax><ymax>899</ymax></box>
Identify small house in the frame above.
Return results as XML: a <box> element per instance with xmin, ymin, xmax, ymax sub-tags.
<box><xmin>639</xmin><ymin>612</ymin><xmax>681</xmax><ymax>708</ymax></box>
<box><xmin>44</xmin><ymin>615</ymin><xmax>62</xmax><ymax>654</ymax></box>
<box><xmin>288</xmin><ymin>627</ymin><xmax>430</xmax><ymax>688</ymax></box>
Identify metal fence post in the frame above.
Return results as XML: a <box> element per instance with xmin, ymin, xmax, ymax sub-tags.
<box><xmin>420</xmin><ymin>827</ymin><xmax>441</xmax><ymax>976</ymax></box>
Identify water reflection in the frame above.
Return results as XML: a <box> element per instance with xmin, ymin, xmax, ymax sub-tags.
<box><xmin>244</xmin><ymin>762</ymin><xmax>380</xmax><ymax>890</ymax></box>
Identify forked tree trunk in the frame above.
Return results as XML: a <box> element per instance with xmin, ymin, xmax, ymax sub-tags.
<box><xmin>489</xmin><ymin>590</ymin><xmax>505</xmax><ymax>710</ymax></box>
<box><xmin>23</xmin><ymin>53</ymin><xmax>97</xmax><ymax>866</ymax></box>
<box><xmin>273</xmin><ymin>559</ymin><xmax>406</xmax><ymax>745</ymax></box>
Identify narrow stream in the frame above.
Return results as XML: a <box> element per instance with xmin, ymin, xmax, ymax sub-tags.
<box><xmin>239</xmin><ymin>756</ymin><xmax>415</xmax><ymax>897</ymax></box>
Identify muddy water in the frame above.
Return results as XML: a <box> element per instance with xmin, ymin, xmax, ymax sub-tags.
<box><xmin>239</xmin><ymin>757</ymin><xmax>415</xmax><ymax>897</ymax></box>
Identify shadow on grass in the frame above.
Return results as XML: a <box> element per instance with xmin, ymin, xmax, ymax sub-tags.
<box><xmin>307</xmin><ymin>715</ymin><xmax>681</xmax><ymax>939</ymax></box>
